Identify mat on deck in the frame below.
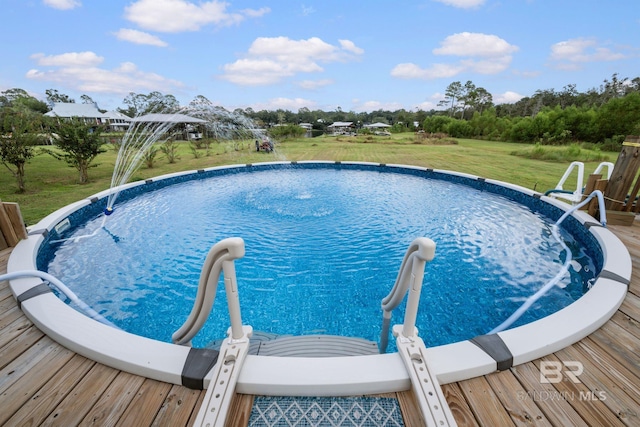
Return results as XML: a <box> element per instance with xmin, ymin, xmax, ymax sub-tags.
<box><xmin>248</xmin><ymin>395</ymin><xmax>404</xmax><ymax>426</ymax></box>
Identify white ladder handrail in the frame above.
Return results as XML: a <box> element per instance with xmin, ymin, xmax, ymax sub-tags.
<box><xmin>551</xmin><ymin>161</ymin><xmax>615</xmax><ymax>204</ymax></box>
<box><xmin>172</xmin><ymin>237</ymin><xmax>246</xmax><ymax>345</ymax></box>
<box><xmin>380</xmin><ymin>237</ymin><xmax>436</xmax><ymax>353</ymax></box>
<box><xmin>175</xmin><ymin>237</ymin><xmax>253</xmax><ymax>427</ymax></box>
<box><xmin>379</xmin><ymin>237</ymin><xmax>457</xmax><ymax>426</ymax></box>
<box><xmin>554</xmin><ymin>161</ymin><xmax>584</xmax><ymax>198</ymax></box>
<box><xmin>594</xmin><ymin>161</ymin><xmax>615</xmax><ymax>179</ymax></box>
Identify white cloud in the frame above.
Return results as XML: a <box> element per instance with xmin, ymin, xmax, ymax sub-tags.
<box><xmin>220</xmin><ymin>37</ymin><xmax>364</xmax><ymax>86</ymax></box>
<box><xmin>434</xmin><ymin>32</ymin><xmax>518</xmax><ymax>58</ymax></box>
<box><xmin>43</xmin><ymin>0</ymin><xmax>81</xmax><ymax>10</ymax></box>
<box><xmin>391</xmin><ymin>62</ymin><xmax>464</xmax><ymax>79</ymax></box>
<box><xmin>30</xmin><ymin>51</ymin><xmax>103</xmax><ymax>67</ymax></box>
<box><xmin>432</xmin><ymin>0</ymin><xmax>485</xmax><ymax>9</ymax></box>
<box><xmin>493</xmin><ymin>91</ymin><xmax>525</xmax><ymax>104</ymax></box>
<box><xmin>391</xmin><ymin>32</ymin><xmax>517</xmax><ymax>80</ymax></box>
<box><xmin>412</xmin><ymin>93</ymin><xmax>444</xmax><ymax>111</ymax></box>
<box><xmin>250</xmin><ymin>97</ymin><xmax>317</xmax><ymax>111</ymax></box>
<box><xmin>460</xmin><ymin>56</ymin><xmax>513</xmax><ymax>74</ymax></box>
<box><xmin>221</xmin><ymin>58</ymin><xmax>315</xmax><ymax>85</ymax></box>
<box><xmin>247</xmin><ymin>37</ymin><xmax>356</xmax><ymax>63</ymax></box>
<box><xmin>415</xmin><ymin>100</ymin><xmax>439</xmax><ymax>111</ymax></box>
<box><xmin>339</xmin><ymin>40</ymin><xmax>364</xmax><ymax>55</ymax></box>
<box><xmin>351</xmin><ymin>100</ymin><xmax>404</xmax><ymax>113</ymax></box>
<box><xmin>549</xmin><ymin>37</ymin><xmax>626</xmax><ymax>70</ymax></box>
<box><xmin>26</xmin><ymin>52</ymin><xmax>184</xmax><ymax>95</ymax></box>
<box><xmin>241</xmin><ymin>7</ymin><xmax>270</xmax><ymax>18</ymax></box>
<box><xmin>124</xmin><ymin>0</ymin><xmax>269</xmax><ymax>33</ymax></box>
<box><xmin>301</xmin><ymin>4</ymin><xmax>316</xmax><ymax>16</ymax></box>
<box><xmin>296</xmin><ymin>79</ymin><xmax>334</xmax><ymax>90</ymax></box>
<box><xmin>113</xmin><ymin>29</ymin><xmax>168</xmax><ymax>47</ymax></box>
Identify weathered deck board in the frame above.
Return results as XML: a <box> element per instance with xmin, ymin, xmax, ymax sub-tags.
<box><xmin>0</xmin><ymin>319</ymin><xmax>39</xmax><ymax>358</ymax></box>
<box><xmin>534</xmin><ymin>354</ymin><xmax>625</xmax><ymax>427</ymax></box>
<box><xmin>78</xmin><ymin>371</ymin><xmax>146</xmax><ymax>426</ymax></box>
<box><xmin>576</xmin><ymin>337</ymin><xmax>640</xmax><ymax>403</ymax></box>
<box><xmin>3</xmin><ymin>355</ymin><xmax>96</xmax><ymax>426</ymax></box>
<box><xmin>510</xmin><ymin>361</ymin><xmax>589</xmax><ymax>427</ymax></box>
<box><xmin>151</xmin><ymin>384</ymin><xmax>203</xmax><ymax>426</ymax></box>
<box><xmin>441</xmin><ymin>382</ymin><xmax>481</xmax><ymax>427</ymax></box>
<box><xmin>113</xmin><ymin>379</ymin><xmax>174</xmax><ymax>427</ymax></box>
<box><xmin>558</xmin><ymin>344</ymin><xmax>639</xmax><ymax>425</ymax></box>
<box><xmin>39</xmin><ymin>363</ymin><xmax>120</xmax><ymax>426</ymax></box>
<box><xmin>0</xmin><ymin>335</ymin><xmax>62</xmax><ymax>393</ymax></box>
<box><xmin>0</xmin><ymin>344</ymin><xmax>76</xmax><ymax>425</ymax></box>
<box><xmin>224</xmin><ymin>393</ymin><xmax>254</xmax><ymax>427</ymax></box>
<box><xmin>458</xmin><ymin>375</ymin><xmax>515</xmax><ymax>426</ymax></box>
<box><xmin>1</xmin><ymin>222</ymin><xmax>640</xmax><ymax>426</ymax></box>
<box><xmin>484</xmin><ymin>369</ymin><xmax>552</xmax><ymax>426</ymax></box>
<box><xmin>395</xmin><ymin>390</ymin><xmax>426</xmax><ymax>427</ymax></box>
<box><xmin>0</xmin><ymin>307</ymin><xmax>24</xmax><ymax>333</ymax></box>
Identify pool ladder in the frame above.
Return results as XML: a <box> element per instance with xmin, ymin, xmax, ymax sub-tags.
<box><xmin>172</xmin><ymin>237</ymin><xmax>252</xmax><ymax>426</ymax></box>
<box><xmin>548</xmin><ymin>161</ymin><xmax>614</xmax><ymax>204</ymax></box>
<box><xmin>380</xmin><ymin>237</ymin><xmax>457</xmax><ymax>426</ymax></box>
<box><xmin>175</xmin><ymin>236</ymin><xmax>457</xmax><ymax>426</ymax></box>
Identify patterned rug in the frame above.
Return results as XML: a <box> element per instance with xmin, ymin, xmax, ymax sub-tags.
<box><xmin>248</xmin><ymin>396</ymin><xmax>405</xmax><ymax>426</ymax></box>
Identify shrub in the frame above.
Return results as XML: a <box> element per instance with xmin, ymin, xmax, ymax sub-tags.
<box><xmin>144</xmin><ymin>146</ymin><xmax>159</xmax><ymax>168</ymax></box>
<box><xmin>160</xmin><ymin>140</ymin><xmax>180</xmax><ymax>163</ymax></box>
<box><xmin>600</xmin><ymin>135</ymin><xmax>625</xmax><ymax>152</ymax></box>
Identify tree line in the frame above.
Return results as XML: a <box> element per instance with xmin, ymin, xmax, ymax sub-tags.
<box><xmin>1</xmin><ymin>73</ymin><xmax>640</xmax><ymax>192</ymax></box>
<box><xmin>423</xmin><ymin>92</ymin><xmax>640</xmax><ymax>150</ymax></box>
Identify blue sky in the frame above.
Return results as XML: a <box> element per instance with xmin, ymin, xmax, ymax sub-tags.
<box><xmin>1</xmin><ymin>0</ymin><xmax>639</xmax><ymax>113</ymax></box>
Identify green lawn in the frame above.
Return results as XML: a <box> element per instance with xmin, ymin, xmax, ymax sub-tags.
<box><xmin>0</xmin><ymin>134</ymin><xmax>615</xmax><ymax>226</ymax></box>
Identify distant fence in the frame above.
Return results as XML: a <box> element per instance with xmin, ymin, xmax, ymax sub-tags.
<box><xmin>0</xmin><ymin>202</ymin><xmax>28</xmax><ymax>249</ymax></box>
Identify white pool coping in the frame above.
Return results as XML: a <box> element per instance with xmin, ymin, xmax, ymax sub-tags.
<box><xmin>6</xmin><ymin>161</ymin><xmax>631</xmax><ymax>394</ymax></box>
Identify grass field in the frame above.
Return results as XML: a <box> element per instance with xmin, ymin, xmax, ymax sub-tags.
<box><xmin>0</xmin><ymin>133</ymin><xmax>616</xmax><ymax>225</ymax></box>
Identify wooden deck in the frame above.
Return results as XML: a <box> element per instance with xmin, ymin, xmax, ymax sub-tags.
<box><xmin>1</xmin><ymin>223</ymin><xmax>639</xmax><ymax>426</ymax></box>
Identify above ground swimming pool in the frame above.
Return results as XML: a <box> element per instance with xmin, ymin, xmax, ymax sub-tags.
<box><xmin>8</xmin><ymin>161</ymin><xmax>630</xmax><ymax>391</ymax></box>
<box><xmin>40</xmin><ymin>162</ymin><xmax>599</xmax><ymax>347</ymax></box>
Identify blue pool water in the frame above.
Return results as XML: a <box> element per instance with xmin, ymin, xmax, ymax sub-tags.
<box><xmin>43</xmin><ymin>164</ymin><xmax>599</xmax><ymax>349</ymax></box>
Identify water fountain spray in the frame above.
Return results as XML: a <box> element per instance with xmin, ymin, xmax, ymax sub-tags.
<box><xmin>105</xmin><ymin>100</ymin><xmax>269</xmax><ymax>215</ymax></box>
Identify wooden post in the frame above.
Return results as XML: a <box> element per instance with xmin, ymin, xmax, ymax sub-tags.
<box><xmin>0</xmin><ymin>202</ymin><xmax>20</xmax><ymax>247</ymax></box>
<box><xmin>0</xmin><ymin>227</ymin><xmax>7</xmax><ymax>250</ymax></box>
<box><xmin>3</xmin><ymin>202</ymin><xmax>28</xmax><ymax>240</ymax></box>
<box><xmin>580</xmin><ymin>173</ymin><xmax>602</xmax><ymax>210</ymax></box>
<box><xmin>588</xmin><ymin>179</ymin><xmax>609</xmax><ymax>218</ymax></box>
<box><xmin>604</xmin><ymin>137</ymin><xmax>640</xmax><ymax>211</ymax></box>
<box><xmin>624</xmin><ymin>173</ymin><xmax>640</xmax><ymax>212</ymax></box>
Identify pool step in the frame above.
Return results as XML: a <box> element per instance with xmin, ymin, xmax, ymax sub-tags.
<box><xmin>207</xmin><ymin>332</ymin><xmax>380</xmax><ymax>357</ymax></box>
<box><xmin>256</xmin><ymin>335</ymin><xmax>380</xmax><ymax>357</ymax></box>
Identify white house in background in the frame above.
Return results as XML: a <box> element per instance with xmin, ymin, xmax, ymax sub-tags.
<box><xmin>327</xmin><ymin>121</ymin><xmax>355</xmax><ymax>135</ymax></box>
<box><xmin>363</xmin><ymin>122</ymin><xmax>392</xmax><ymax>136</ymax></box>
<box><xmin>299</xmin><ymin>122</ymin><xmax>313</xmax><ymax>137</ymax></box>
<box><xmin>103</xmin><ymin>110</ymin><xmax>132</xmax><ymax>131</ymax></box>
<box><xmin>45</xmin><ymin>102</ymin><xmax>110</xmax><ymax>125</ymax></box>
<box><xmin>364</xmin><ymin>122</ymin><xmax>391</xmax><ymax>129</ymax></box>
<box><xmin>131</xmin><ymin>113</ymin><xmax>207</xmax><ymax>140</ymax></box>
